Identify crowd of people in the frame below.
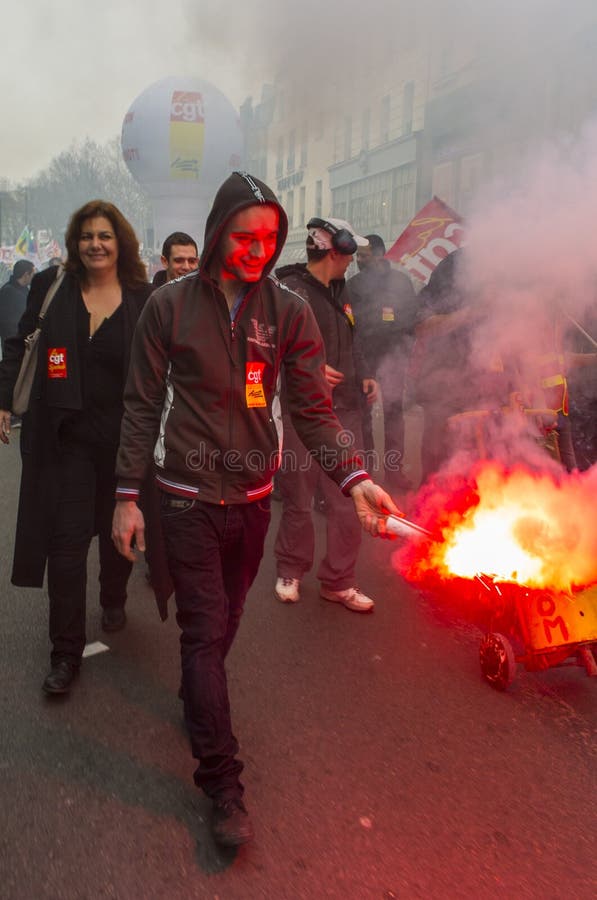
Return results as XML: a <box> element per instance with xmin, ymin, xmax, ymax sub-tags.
<box><xmin>0</xmin><ymin>170</ymin><xmax>595</xmax><ymax>849</ymax></box>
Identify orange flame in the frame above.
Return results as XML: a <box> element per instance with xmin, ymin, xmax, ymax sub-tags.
<box><xmin>401</xmin><ymin>461</ymin><xmax>597</xmax><ymax>592</ymax></box>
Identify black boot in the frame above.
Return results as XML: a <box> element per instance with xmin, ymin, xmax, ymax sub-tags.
<box><xmin>42</xmin><ymin>660</ymin><xmax>79</xmax><ymax>695</ymax></box>
<box><xmin>101</xmin><ymin>607</ymin><xmax>127</xmax><ymax>632</ymax></box>
<box><xmin>212</xmin><ymin>796</ymin><xmax>254</xmax><ymax>846</ymax></box>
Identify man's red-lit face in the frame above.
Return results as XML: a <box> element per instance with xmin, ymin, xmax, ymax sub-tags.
<box><xmin>218</xmin><ymin>205</ymin><xmax>279</xmax><ymax>285</ymax></box>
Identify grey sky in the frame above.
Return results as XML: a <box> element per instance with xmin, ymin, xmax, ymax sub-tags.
<box><xmin>0</xmin><ymin>0</ymin><xmax>261</xmax><ymax>183</ymax></box>
<box><xmin>2</xmin><ymin>0</ymin><xmax>596</xmax><ymax>184</ymax></box>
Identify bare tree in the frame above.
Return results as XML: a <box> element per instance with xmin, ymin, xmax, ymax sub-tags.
<box><xmin>23</xmin><ymin>137</ymin><xmax>151</xmax><ymax>248</ymax></box>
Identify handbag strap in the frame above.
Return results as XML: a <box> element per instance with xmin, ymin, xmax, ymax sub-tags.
<box><xmin>37</xmin><ymin>265</ymin><xmax>66</xmax><ymax>324</ymax></box>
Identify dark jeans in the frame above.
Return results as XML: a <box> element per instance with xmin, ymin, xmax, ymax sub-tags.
<box><xmin>377</xmin><ymin>355</ymin><xmax>408</xmax><ymax>476</ymax></box>
<box><xmin>160</xmin><ymin>494</ymin><xmax>271</xmax><ymax>800</ymax></box>
<box><xmin>274</xmin><ymin>409</ymin><xmax>363</xmax><ymax>589</ymax></box>
<box><xmin>47</xmin><ymin>442</ymin><xmax>132</xmax><ymax>666</ymax></box>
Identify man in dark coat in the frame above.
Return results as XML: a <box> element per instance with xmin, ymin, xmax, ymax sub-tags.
<box><xmin>0</xmin><ymin>259</ymin><xmax>35</xmax><ymax>355</ymax></box>
<box><xmin>348</xmin><ymin>234</ymin><xmax>418</xmax><ymax>489</ymax></box>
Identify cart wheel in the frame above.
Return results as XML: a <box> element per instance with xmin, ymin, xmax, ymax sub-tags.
<box><xmin>479</xmin><ymin>632</ymin><xmax>517</xmax><ymax>690</ymax></box>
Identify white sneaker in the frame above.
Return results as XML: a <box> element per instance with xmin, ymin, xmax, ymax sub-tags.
<box><xmin>320</xmin><ymin>586</ymin><xmax>374</xmax><ymax>613</ymax></box>
<box><xmin>275</xmin><ymin>577</ymin><xmax>300</xmax><ymax>603</ymax></box>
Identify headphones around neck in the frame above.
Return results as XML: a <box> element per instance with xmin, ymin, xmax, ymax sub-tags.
<box><xmin>307</xmin><ymin>217</ymin><xmax>357</xmax><ymax>256</ymax></box>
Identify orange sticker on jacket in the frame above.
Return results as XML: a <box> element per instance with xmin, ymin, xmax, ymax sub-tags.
<box><xmin>246</xmin><ymin>361</ymin><xmax>266</xmax><ymax>408</ymax></box>
<box><xmin>343</xmin><ymin>303</ymin><xmax>355</xmax><ymax>325</ymax></box>
<box><xmin>48</xmin><ymin>347</ymin><xmax>67</xmax><ymax>379</ymax></box>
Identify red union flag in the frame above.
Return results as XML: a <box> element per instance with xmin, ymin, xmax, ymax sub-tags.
<box><xmin>386</xmin><ymin>197</ymin><xmax>465</xmax><ymax>284</ymax></box>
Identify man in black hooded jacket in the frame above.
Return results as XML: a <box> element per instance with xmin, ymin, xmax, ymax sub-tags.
<box><xmin>0</xmin><ymin>259</ymin><xmax>35</xmax><ymax>355</ymax></box>
<box><xmin>112</xmin><ymin>173</ymin><xmax>398</xmax><ymax>847</ymax></box>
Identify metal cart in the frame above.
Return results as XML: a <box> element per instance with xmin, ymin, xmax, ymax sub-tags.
<box><xmin>475</xmin><ymin>575</ymin><xmax>597</xmax><ymax>690</ymax></box>
<box><xmin>385</xmin><ymin>515</ymin><xmax>597</xmax><ymax>691</ymax></box>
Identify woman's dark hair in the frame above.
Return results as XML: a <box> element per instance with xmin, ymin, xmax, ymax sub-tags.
<box><xmin>64</xmin><ymin>200</ymin><xmax>147</xmax><ymax>289</ymax></box>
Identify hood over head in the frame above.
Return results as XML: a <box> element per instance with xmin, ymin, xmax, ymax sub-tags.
<box><xmin>201</xmin><ymin>171</ymin><xmax>288</xmax><ymax>282</ymax></box>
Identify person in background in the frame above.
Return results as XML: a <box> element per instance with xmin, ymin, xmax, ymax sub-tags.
<box><xmin>565</xmin><ymin>307</ymin><xmax>597</xmax><ymax>470</ymax></box>
<box><xmin>0</xmin><ymin>259</ymin><xmax>35</xmax><ymax>356</ymax></box>
<box><xmin>0</xmin><ymin>200</ymin><xmax>152</xmax><ymax>696</ymax></box>
<box><xmin>411</xmin><ymin>249</ymin><xmax>475</xmax><ymax>480</ymax></box>
<box><xmin>415</xmin><ymin>250</ymin><xmax>579</xmax><ymax>476</ymax></box>
<box><xmin>348</xmin><ymin>234</ymin><xmax>418</xmax><ymax>490</ymax></box>
<box><xmin>151</xmin><ymin>231</ymin><xmax>199</xmax><ymax>286</ymax></box>
<box><xmin>111</xmin><ymin>173</ymin><xmax>398</xmax><ymax>847</ymax></box>
<box><xmin>273</xmin><ymin>217</ymin><xmax>380</xmax><ymax>613</ymax></box>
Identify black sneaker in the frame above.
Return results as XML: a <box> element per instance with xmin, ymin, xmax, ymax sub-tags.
<box><xmin>101</xmin><ymin>607</ymin><xmax>127</xmax><ymax>632</ymax></box>
<box><xmin>212</xmin><ymin>796</ymin><xmax>254</xmax><ymax>846</ymax></box>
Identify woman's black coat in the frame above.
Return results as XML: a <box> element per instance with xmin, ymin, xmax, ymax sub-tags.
<box><xmin>0</xmin><ymin>266</ymin><xmax>153</xmax><ymax>590</ymax></box>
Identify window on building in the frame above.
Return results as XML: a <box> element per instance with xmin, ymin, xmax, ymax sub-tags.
<box><xmin>391</xmin><ymin>163</ymin><xmax>416</xmax><ymax>234</ymax></box>
<box><xmin>299</xmin><ymin>186</ymin><xmax>306</xmax><ymax>227</ymax></box>
<box><xmin>332</xmin><ymin>185</ymin><xmax>348</xmax><ymax>221</ymax></box>
<box><xmin>287</xmin><ymin>129</ymin><xmax>296</xmax><ymax>173</ymax></box>
<box><xmin>334</xmin><ymin>173</ymin><xmax>393</xmax><ymax>236</ymax></box>
<box><xmin>286</xmin><ymin>190</ymin><xmax>294</xmax><ymax>229</ymax></box>
<box><xmin>362</xmin><ymin>108</ymin><xmax>371</xmax><ymax>151</ymax></box>
<box><xmin>315</xmin><ymin>180</ymin><xmax>323</xmax><ymax>218</ymax></box>
<box><xmin>402</xmin><ymin>82</ymin><xmax>414</xmax><ymax>135</ymax></box>
<box><xmin>380</xmin><ymin>95</ymin><xmax>391</xmax><ymax>143</ymax></box>
<box><xmin>432</xmin><ymin>161</ymin><xmax>455</xmax><ymax>207</ymax></box>
<box><xmin>347</xmin><ymin>178</ymin><xmax>368</xmax><ymax>233</ymax></box>
<box><xmin>276</xmin><ymin>136</ymin><xmax>284</xmax><ymax>179</ymax></box>
<box><xmin>369</xmin><ymin>174</ymin><xmax>392</xmax><ymax>228</ymax></box>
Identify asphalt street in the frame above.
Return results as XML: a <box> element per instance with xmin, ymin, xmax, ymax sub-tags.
<box><xmin>0</xmin><ymin>418</ymin><xmax>595</xmax><ymax>900</ymax></box>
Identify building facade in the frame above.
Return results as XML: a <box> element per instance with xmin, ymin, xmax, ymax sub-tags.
<box><xmin>241</xmin><ymin>4</ymin><xmax>597</xmax><ymax>264</ymax></box>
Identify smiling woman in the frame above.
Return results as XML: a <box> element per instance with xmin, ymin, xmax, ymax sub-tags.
<box><xmin>0</xmin><ymin>199</ymin><xmax>152</xmax><ymax>696</ymax></box>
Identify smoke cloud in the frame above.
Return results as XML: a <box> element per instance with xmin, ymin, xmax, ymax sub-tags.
<box><xmin>3</xmin><ymin>1</ymin><xmax>597</xmax><ymax>184</ymax></box>
<box><xmin>433</xmin><ymin>120</ymin><xmax>597</xmax><ymax>472</ymax></box>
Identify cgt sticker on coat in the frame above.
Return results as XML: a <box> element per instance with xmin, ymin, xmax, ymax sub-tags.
<box><xmin>246</xmin><ymin>361</ymin><xmax>266</xmax><ymax>408</ymax></box>
<box><xmin>48</xmin><ymin>347</ymin><xmax>67</xmax><ymax>379</ymax></box>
